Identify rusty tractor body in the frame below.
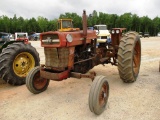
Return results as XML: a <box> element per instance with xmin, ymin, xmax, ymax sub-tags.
<box><xmin>26</xmin><ymin>10</ymin><xmax>141</xmax><ymax>115</ymax></box>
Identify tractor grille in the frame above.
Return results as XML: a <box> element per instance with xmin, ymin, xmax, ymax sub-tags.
<box><xmin>101</xmin><ymin>36</ymin><xmax>107</xmax><ymax>39</ymax></box>
<box><xmin>42</xmin><ymin>34</ymin><xmax>60</xmax><ymax>45</ymax></box>
<box><xmin>44</xmin><ymin>47</ymin><xmax>69</xmax><ymax>68</ymax></box>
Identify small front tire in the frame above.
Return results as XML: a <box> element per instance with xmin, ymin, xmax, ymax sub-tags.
<box><xmin>26</xmin><ymin>66</ymin><xmax>50</xmax><ymax>94</ymax></box>
<box><xmin>89</xmin><ymin>75</ymin><xmax>109</xmax><ymax>115</ymax></box>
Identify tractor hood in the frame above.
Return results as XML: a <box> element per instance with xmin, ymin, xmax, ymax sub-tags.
<box><xmin>40</xmin><ymin>30</ymin><xmax>97</xmax><ymax>48</ymax></box>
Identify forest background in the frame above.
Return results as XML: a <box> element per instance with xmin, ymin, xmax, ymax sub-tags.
<box><xmin>0</xmin><ymin>10</ymin><xmax>160</xmax><ymax>36</ymax></box>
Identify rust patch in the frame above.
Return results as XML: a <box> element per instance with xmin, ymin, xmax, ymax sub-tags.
<box><xmin>40</xmin><ymin>70</ymin><xmax>69</xmax><ymax>81</ymax></box>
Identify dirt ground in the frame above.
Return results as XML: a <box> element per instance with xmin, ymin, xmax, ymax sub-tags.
<box><xmin>0</xmin><ymin>37</ymin><xmax>160</xmax><ymax>120</ymax></box>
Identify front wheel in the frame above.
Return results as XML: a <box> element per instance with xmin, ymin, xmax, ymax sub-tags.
<box><xmin>89</xmin><ymin>75</ymin><xmax>109</xmax><ymax>115</ymax></box>
<box><xmin>26</xmin><ymin>66</ymin><xmax>50</xmax><ymax>94</ymax></box>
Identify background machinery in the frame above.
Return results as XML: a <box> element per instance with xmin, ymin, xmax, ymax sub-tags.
<box><xmin>94</xmin><ymin>24</ymin><xmax>110</xmax><ymax>43</ymax></box>
<box><xmin>0</xmin><ymin>32</ymin><xmax>40</xmax><ymax>85</ymax></box>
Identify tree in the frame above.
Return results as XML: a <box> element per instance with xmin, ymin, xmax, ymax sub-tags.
<box><xmin>17</xmin><ymin>17</ymin><xmax>25</xmax><ymax>32</ymax></box>
<box><xmin>152</xmin><ymin>17</ymin><xmax>160</xmax><ymax>36</ymax></box>
<box><xmin>118</xmin><ymin>13</ymin><xmax>133</xmax><ymax>30</ymax></box>
<box><xmin>37</xmin><ymin>16</ymin><xmax>48</xmax><ymax>32</ymax></box>
<box><xmin>0</xmin><ymin>11</ymin><xmax>160</xmax><ymax>36</ymax></box>
<box><xmin>0</xmin><ymin>16</ymin><xmax>4</xmax><ymax>32</ymax></box>
<box><xmin>109</xmin><ymin>14</ymin><xmax>118</xmax><ymax>29</ymax></box>
<box><xmin>47</xmin><ymin>19</ymin><xmax>57</xmax><ymax>31</ymax></box>
<box><xmin>131</xmin><ymin>14</ymin><xmax>141</xmax><ymax>32</ymax></box>
<box><xmin>140</xmin><ymin>16</ymin><xmax>152</xmax><ymax>33</ymax></box>
<box><xmin>27</xmin><ymin>18</ymin><xmax>39</xmax><ymax>33</ymax></box>
<box><xmin>11</xmin><ymin>14</ymin><xmax>18</xmax><ymax>33</ymax></box>
<box><xmin>1</xmin><ymin>16</ymin><xmax>11</xmax><ymax>33</ymax></box>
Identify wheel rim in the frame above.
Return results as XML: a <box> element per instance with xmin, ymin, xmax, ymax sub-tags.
<box><xmin>133</xmin><ymin>41</ymin><xmax>141</xmax><ymax>75</ymax></box>
<box><xmin>99</xmin><ymin>83</ymin><xmax>108</xmax><ymax>107</ymax></box>
<box><xmin>13</xmin><ymin>52</ymin><xmax>35</xmax><ymax>77</ymax></box>
<box><xmin>159</xmin><ymin>61</ymin><xmax>160</xmax><ymax>72</ymax></box>
<box><xmin>33</xmin><ymin>71</ymin><xmax>48</xmax><ymax>90</ymax></box>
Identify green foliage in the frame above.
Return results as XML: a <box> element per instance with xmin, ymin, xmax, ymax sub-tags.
<box><xmin>37</xmin><ymin>16</ymin><xmax>48</xmax><ymax>32</ymax></box>
<box><xmin>0</xmin><ymin>10</ymin><xmax>160</xmax><ymax>36</ymax></box>
<box><xmin>152</xmin><ymin>17</ymin><xmax>160</xmax><ymax>36</ymax></box>
<box><xmin>47</xmin><ymin>19</ymin><xmax>57</xmax><ymax>31</ymax></box>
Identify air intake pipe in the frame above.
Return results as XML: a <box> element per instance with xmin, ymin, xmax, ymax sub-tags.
<box><xmin>82</xmin><ymin>10</ymin><xmax>87</xmax><ymax>45</ymax></box>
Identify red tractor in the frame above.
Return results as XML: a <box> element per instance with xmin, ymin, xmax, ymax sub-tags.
<box><xmin>26</xmin><ymin>10</ymin><xmax>141</xmax><ymax>115</ymax></box>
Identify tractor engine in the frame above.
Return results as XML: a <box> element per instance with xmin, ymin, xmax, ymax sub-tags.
<box><xmin>39</xmin><ymin>28</ymin><xmax>97</xmax><ymax>80</ymax></box>
<box><xmin>73</xmin><ymin>44</ymin><xmax>94</xmax><ymax>73</ymax></box>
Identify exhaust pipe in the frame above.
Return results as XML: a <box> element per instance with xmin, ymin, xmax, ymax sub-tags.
<box><xmin>82</xmin><ymin>10</ymin><xmax>87</xmax><ymax>45</ymax></box>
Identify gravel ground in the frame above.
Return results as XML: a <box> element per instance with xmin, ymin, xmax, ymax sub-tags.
<box><xmin>0</xmin><ymin>37</ymin><xmax>160</xmax><ymax>120</ymax></box>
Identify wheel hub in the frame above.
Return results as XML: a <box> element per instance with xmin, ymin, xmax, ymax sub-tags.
<box><xmin>102</xmin><ymin>91</ymin><xmax>107</xmax><ymax>98</ymax></box>
<box><xmin>34</xmin><ymin>73</ymin><xmax>48</xmax><ymax>90</ymax></box>
<box><xmin>13</xmin><ymin>52</ymin><xmax>35</xmax><ymax>77</ymax></box>
<box><xmin>133</xmin><ymin>41</ymin><xmax>141</xmax><ymax>75</ymax></box>
<box><xmin>99</xmin><ymin>84</ymin><xmax>108</xmax><ymax>107</ymax></box>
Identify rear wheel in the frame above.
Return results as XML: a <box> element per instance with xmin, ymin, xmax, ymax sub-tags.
<box><xmin>159</xmin><ymin>61</ymin><xmax>160</xmax><ymax>72</ymax></box>
<box><xmin>89</xmin><ymin>75</ymin><xmax>109</xmax><ymax>115</ymax></box>
<box><xmin>26</xmin><ymin>66</ymin><xmax>50</xmax><ymax>94</ymax></box>
<box><xmin>0</xmin><ymin>42</ymin><xmax>40</xmax><ymax>85</ymax></box>
<box><xmin>118</xmin><ymin>31</ymin><xmax>141</xmax><ymax>82</ymax></box>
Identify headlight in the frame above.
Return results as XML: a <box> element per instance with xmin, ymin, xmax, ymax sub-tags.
<box><xmin>111</xmin><ymin>30</ymin><xmax>115</xmax><ymax>34</ymax></box>
<box><xmin>66</xmin><ymin>34</ymin><xmax>73</xmax><ymax>42</ymax></box>
<box><xmin>116</xmin><ymin>30</ymin><xmax>120</xmax><ymax>34</ymax></box>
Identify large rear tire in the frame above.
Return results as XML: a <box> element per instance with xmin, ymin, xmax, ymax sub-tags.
<box><xmin>159</xmin><ymin>61</ymin><xmax>160</xmax><ymax>72</ymax></box>
<box><xmin>118</xmin><ymin>31</ymin><xmax>141</xmax><ymax>83</ymax></box>
<box><xmin>89</xmin><ymin>75</ymin><xmax>109</xmax><ymax>115</ymax></box>
<box><xmin>0</xmin><ymin>42</ymin><xmax>40</xmax><ymax>85</ymax></box>
<box><xmin>26</xmin><ymin>66</ymin><xmax>50</xmax><ymax>94</ymax></box>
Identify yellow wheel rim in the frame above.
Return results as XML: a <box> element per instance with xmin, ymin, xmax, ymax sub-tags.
<box><xmin>13</xmin><ymin>52</ymin><xmax>35</xmax><ymax>77</ymax></box>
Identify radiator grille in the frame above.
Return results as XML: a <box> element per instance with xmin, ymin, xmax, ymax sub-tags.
<box><xmin>44</xmin><ymin>47</ymin><xmax>69</xmax><ymax>68</ymax></box>
<box><xmin>42</xmin><ymin>34</ymin><xmax>60</xmax><ymax>45</ymax></box>
<box><xmin>101</xmin><ymin>36</ymin><xmax>107</xmax><ymax>39</ymax></box>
